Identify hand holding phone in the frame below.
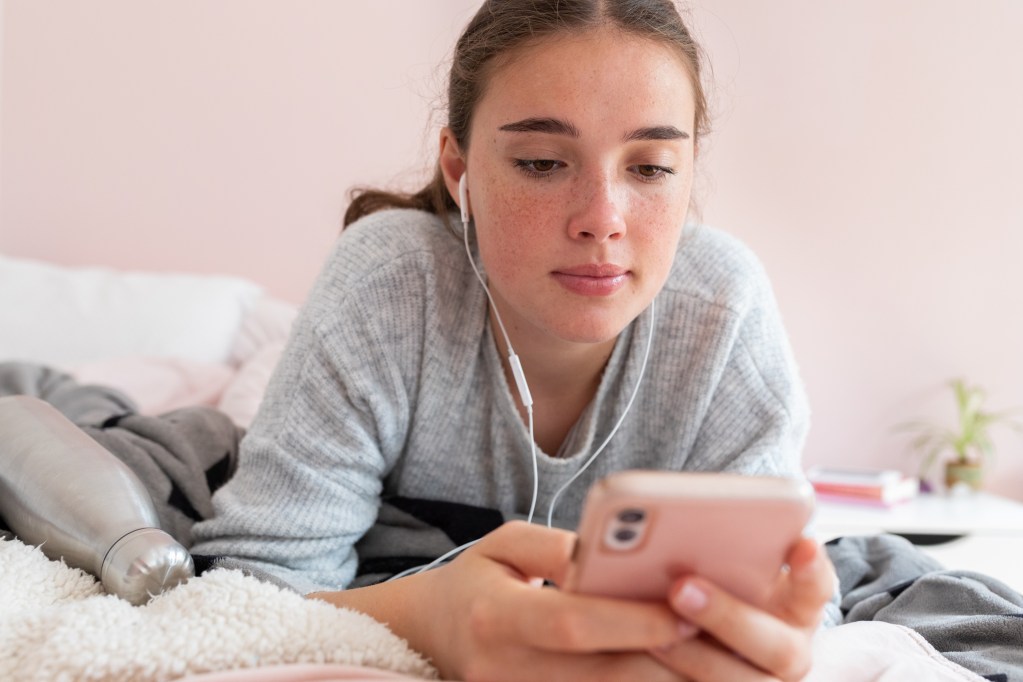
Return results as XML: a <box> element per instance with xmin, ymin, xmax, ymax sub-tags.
<box><xmin>563</xmin><ymin>471</ymin><xmax>815</xmax><ymax>609</ymax></box>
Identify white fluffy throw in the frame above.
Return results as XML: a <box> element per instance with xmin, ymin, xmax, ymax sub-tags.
<box><xmin>0</xmin><ymin>537</ymin><xmax>438</xmax><ymax>682</ymax></box>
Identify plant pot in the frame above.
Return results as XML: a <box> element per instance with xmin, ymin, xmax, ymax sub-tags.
<box><xmin>945</xmin><ymin>461</ymin><xmax>984</xmax><ymax>492</ymax></box>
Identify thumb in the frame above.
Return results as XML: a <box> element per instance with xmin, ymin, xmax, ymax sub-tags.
<box><xmin>773</xmin><ymin>538</ymin><xmax>837</xmax><ymax>626</ymax></box>
<box><xmin>473</xmin><ymin>520</ymin><xmax>577</xmax><ymax>586</ymax></box>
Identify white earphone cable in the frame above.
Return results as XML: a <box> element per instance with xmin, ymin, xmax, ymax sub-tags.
<box><xmin>545</xmin><ymin>297</ymin><xmax>655</xmax><ymax>528</ymax></box>
<box><xmin>462</xmin><ymin>209</ymin><xmax>540</xmax><ymax>523</ymax></box>
<box><xmin>387</xmin><ymin>212</ymin><xmax>539</xmax><ymax>582</ymax></box>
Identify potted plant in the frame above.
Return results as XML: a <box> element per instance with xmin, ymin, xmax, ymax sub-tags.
<box><xmin>898</xmin><ymin>379</ymin><xmax>1022</xmax><ymax>492</ymax></box>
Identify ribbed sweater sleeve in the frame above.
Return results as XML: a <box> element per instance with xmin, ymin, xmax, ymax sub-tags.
<box><xmin>190</xmin><ymin>210</ymin><xmax>456</xmax><ymax>593</ymax></box>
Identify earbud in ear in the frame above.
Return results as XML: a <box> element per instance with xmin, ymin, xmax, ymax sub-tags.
<box><xmin>458</xmin><ymin>173</ymin><xmax>470</xmax><ymax>224</ymax></box>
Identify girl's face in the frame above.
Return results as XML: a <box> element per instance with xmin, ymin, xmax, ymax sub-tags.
<box><xmin>445</xmin><ymin>28</ymin><xmax>697</xmax><ymax>349</ymax></box>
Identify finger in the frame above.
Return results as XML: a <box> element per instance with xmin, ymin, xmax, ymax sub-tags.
<box><xmin>468</xmin><ymin>522</ymin><xmax>695</xmax><ymax>653</ymax></box>
<box><xmin>668</xmin><ymin>577</ymin><xmax>811</xmax><ymax>680</ymax></box>
<box><xmin>472</xmin><ymin>520</ymin><xmax>577</xmax><ymax>584</ymax></box>
<box><xmin>652</xmin><ymin>635</ymin><xmax>779</xmax><ymax>682</ymax></box>
<box><xmin>475</xmin><ymin>580</ymin><xmax>694</xmax><ymax>653</ymax></box>
<box><xmin>771</xmin><ymin>538</ymin><xmax>837</xmax><ymax>627</ymax></box>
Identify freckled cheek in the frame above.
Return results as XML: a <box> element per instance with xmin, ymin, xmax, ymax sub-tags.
<box><xmin>632</xmin><ymin>198</ymin><xmax>685</xmax><ymax>284</ymax></box>
<box><xmin>479</xmin><ymin>193</ymin><xmax>560</xmax><ymax>281</ymax></box>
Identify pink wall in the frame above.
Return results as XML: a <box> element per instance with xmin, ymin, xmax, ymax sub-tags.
<box><xmin>689</xmin><ymin>1</ymin><xmax>1023</xmax><ymax>498</ymax></box>
<box><xmin>0</xmin><ymin>0</ymin><xmax>477</xmax><ymax>303</ymax></box>
<box><xmin>2</xmin><ymin>2</ymin><xmax>1022</xmax><ymax>498</ymax></box>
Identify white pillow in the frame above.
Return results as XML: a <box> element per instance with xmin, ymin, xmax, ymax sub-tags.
<box><xmin>0</xmin><ymin>254</ymin><xmax>263</xmax><ymax>369</ymax></box>
<box><xmin>227</xmin><ymin>296</ymin><xmax>298</xmax><ymax>367</ymax></box>
<box><xmin>219</xmin><ymin>340</ymin><xmax>286</xmax><ymax>428</ymax></box>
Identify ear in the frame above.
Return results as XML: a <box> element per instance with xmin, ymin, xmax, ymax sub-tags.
<box><xmin>438</xmin><ymin>127</ymin><xmax>467</xmax><ymax>212</ymax></box>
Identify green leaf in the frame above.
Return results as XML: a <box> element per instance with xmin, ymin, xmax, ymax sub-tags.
<box><xmin>896</xmin><ymin>378</ymin><xmax>1022</xmax><ymax>476</ymax></box>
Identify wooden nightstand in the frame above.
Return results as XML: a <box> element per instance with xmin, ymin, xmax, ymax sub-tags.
<box><xmin>812</xmin><ymin>492</ymin><xmax>1023</xmax><ymax>592</ymax></box>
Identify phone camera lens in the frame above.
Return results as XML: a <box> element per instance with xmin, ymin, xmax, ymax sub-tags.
<box><xmin>613</xmin><ymin>528</ymin><xmax>637</xmax><ymax>543</ymax></box>
<box><xmin>617</xmin><ymin>508</ymin><xmax>645</xmax><ymax>524</ymax></box>
<box><xmin>606</xmin><ymin>508</ymin><xmax>647</xmax><ymax>550</ymax></box>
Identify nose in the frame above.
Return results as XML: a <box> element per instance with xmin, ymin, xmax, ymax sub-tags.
<box><xmin>566</xmin><ymin>172</ymin><xmax>627</xmax><ymax>242</ymax></box>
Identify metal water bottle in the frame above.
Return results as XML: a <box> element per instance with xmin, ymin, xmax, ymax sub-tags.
<box><xmin>0</xmin><ymin>395</ymin><xmax>194</xmax><ymax>605</ymax></box>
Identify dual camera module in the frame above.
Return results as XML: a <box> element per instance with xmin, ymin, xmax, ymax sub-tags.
<box><xmin>603</xmin><ymin>507</ymin><xmax>648</xmax><ymax>551</ymax></box>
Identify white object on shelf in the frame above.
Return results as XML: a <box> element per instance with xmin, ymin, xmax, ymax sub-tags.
<box><xmin>807</xmin><ymin>466</ymin><xmax>907</xmax><ymax>487</ymax></box>
<box><xmin>813</xmin><ymin>491</ymin><xmax>1023</xmax><ymax>593</ymax></box>
<box><xmin>807</xmin><ymin>466</ymin><xmax>919</xmax><ymax>506</ymax></box>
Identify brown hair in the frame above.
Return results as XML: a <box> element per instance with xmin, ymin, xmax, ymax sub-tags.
<box><xmin>343</xmin><ymin>0</ymin><xmax>709</xmax><ymax>229</ymax></box>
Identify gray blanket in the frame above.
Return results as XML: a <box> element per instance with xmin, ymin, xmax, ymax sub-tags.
<box><xmin>829</xmin><ymin>534</ymin><xmax>1023</xmax><ymax>681</ymax></box>
<box><xmin>0</xmin><ymin>362</ymin><xmax>242</xmax><ymax>546</ymax></box>
<box><xmin>2</xmin><ymin>361</ymin><xmax>1021</xmax><ymax>680</ymax></box>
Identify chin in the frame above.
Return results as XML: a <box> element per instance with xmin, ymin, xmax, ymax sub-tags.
<box><xmin>545</xmin><ymin>312</ymin><xmax>635</xmax><ymax>346</ymax></box>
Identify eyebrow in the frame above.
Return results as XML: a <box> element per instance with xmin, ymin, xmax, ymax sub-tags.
<box><xmin>498</xmin><ymin>117</ymin><xmax>690</xmax><ymax>142</ymax></box>
<box><xmin>499</xmin><ymin>117</ymin><xmax>580</xmax><ymax>137</ymax></box>
<box><xmin>624</xmin><ymin>125</ymin><xmax>690</xmax><ymax>142</ymax></box>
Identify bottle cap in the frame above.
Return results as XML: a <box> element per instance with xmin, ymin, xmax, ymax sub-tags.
<box><xmin>101</xmin><ymin>527</ymin><xmax>194</xmax><ymax>605</ymax></box>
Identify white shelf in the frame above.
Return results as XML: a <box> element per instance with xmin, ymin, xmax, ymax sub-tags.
<box><xmin>812</xmin><ymin>491</ymin><xmax>1023</xmax><ymax>593</ymax></box>
<box><xmin>813</xmin><ymin>491</ymin><xmax>1023</xmax><ymax>538</ymax></box>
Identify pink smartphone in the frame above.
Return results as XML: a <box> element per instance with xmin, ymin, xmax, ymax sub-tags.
<box><xmin>563</xmin><ymin>471</ymin><xmax>815</xmax><ymax>608</ymax></box>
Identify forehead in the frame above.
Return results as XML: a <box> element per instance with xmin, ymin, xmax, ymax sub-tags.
<box><xmin>474</xmin><ymin>28</ymin><xmax>696</xmax><ymax>136</ymax></box>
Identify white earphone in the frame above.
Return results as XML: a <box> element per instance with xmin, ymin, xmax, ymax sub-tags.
<box><xmin>458</xmin><ymin>172</ymin><xmax>470</xmax><ymax>225</ymax></box>
<box><xmin>388</xmin><ymin>171</ymin><xmax>656</xmax><ymax>580</ymax></box>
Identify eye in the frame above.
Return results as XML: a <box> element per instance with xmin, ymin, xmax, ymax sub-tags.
<box><xmin>632</xmin><ymin>164</ymin><xmax>676</xmax><ymax>182</ymax></box>
<box><xmin>514</xmin><ymin>159</ymin><xmax>564</xmax><ymax>178</ymax></box>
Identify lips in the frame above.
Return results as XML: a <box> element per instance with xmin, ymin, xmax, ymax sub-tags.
<box><xmin>551</xmin><ymin>263</ymin><xmax>631</xmax><ymax>296</ymax></box>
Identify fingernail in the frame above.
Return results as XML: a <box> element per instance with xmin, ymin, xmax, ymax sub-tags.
<box><xmin>656</xmin><ymin>621</ymin><xmax>698</xmax><ymax>653</ymax></box>
<box><xmin>674</xmin><ymin>582</ymin><xmax>708</xmax><ymax>613</ymax></box>
<box><xmin>677</xmin><ymin>620</ymin><xmax>699</xmax><ymax>639</ymax></box>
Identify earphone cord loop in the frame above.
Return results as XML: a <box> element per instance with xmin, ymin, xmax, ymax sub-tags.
<box><xmin>387</xmin><ymin>538</ymin><xmax>483</xmax><ymax>581</ymax></box>
<box><xmin>545</xmin><ymin>297</ymin><xmax>656</xmax><ymax>528</ymax></box>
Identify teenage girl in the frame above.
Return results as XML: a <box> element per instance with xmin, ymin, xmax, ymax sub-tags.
<box><xmin>191</xmin><ymin>1</ymin><xmax>836</xmax><ymax>679</ymax></box>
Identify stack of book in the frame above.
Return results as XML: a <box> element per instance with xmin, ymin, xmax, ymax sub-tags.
<box><xmin>807</xmin><ymin>467</ymin><xmax>919</xmax><ymax>507</ymax></box>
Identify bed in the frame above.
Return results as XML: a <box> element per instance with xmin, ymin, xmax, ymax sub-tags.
<box><xmin>1</xmin><ymin>254</ymin><xmax>1020</xmax><ymax>682</ymax></box>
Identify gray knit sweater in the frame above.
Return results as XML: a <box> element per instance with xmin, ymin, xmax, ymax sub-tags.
<box><xmin>190</xmin><ymin>209</ymin><xmax>810</xmax><ymax>594</ymax></box>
